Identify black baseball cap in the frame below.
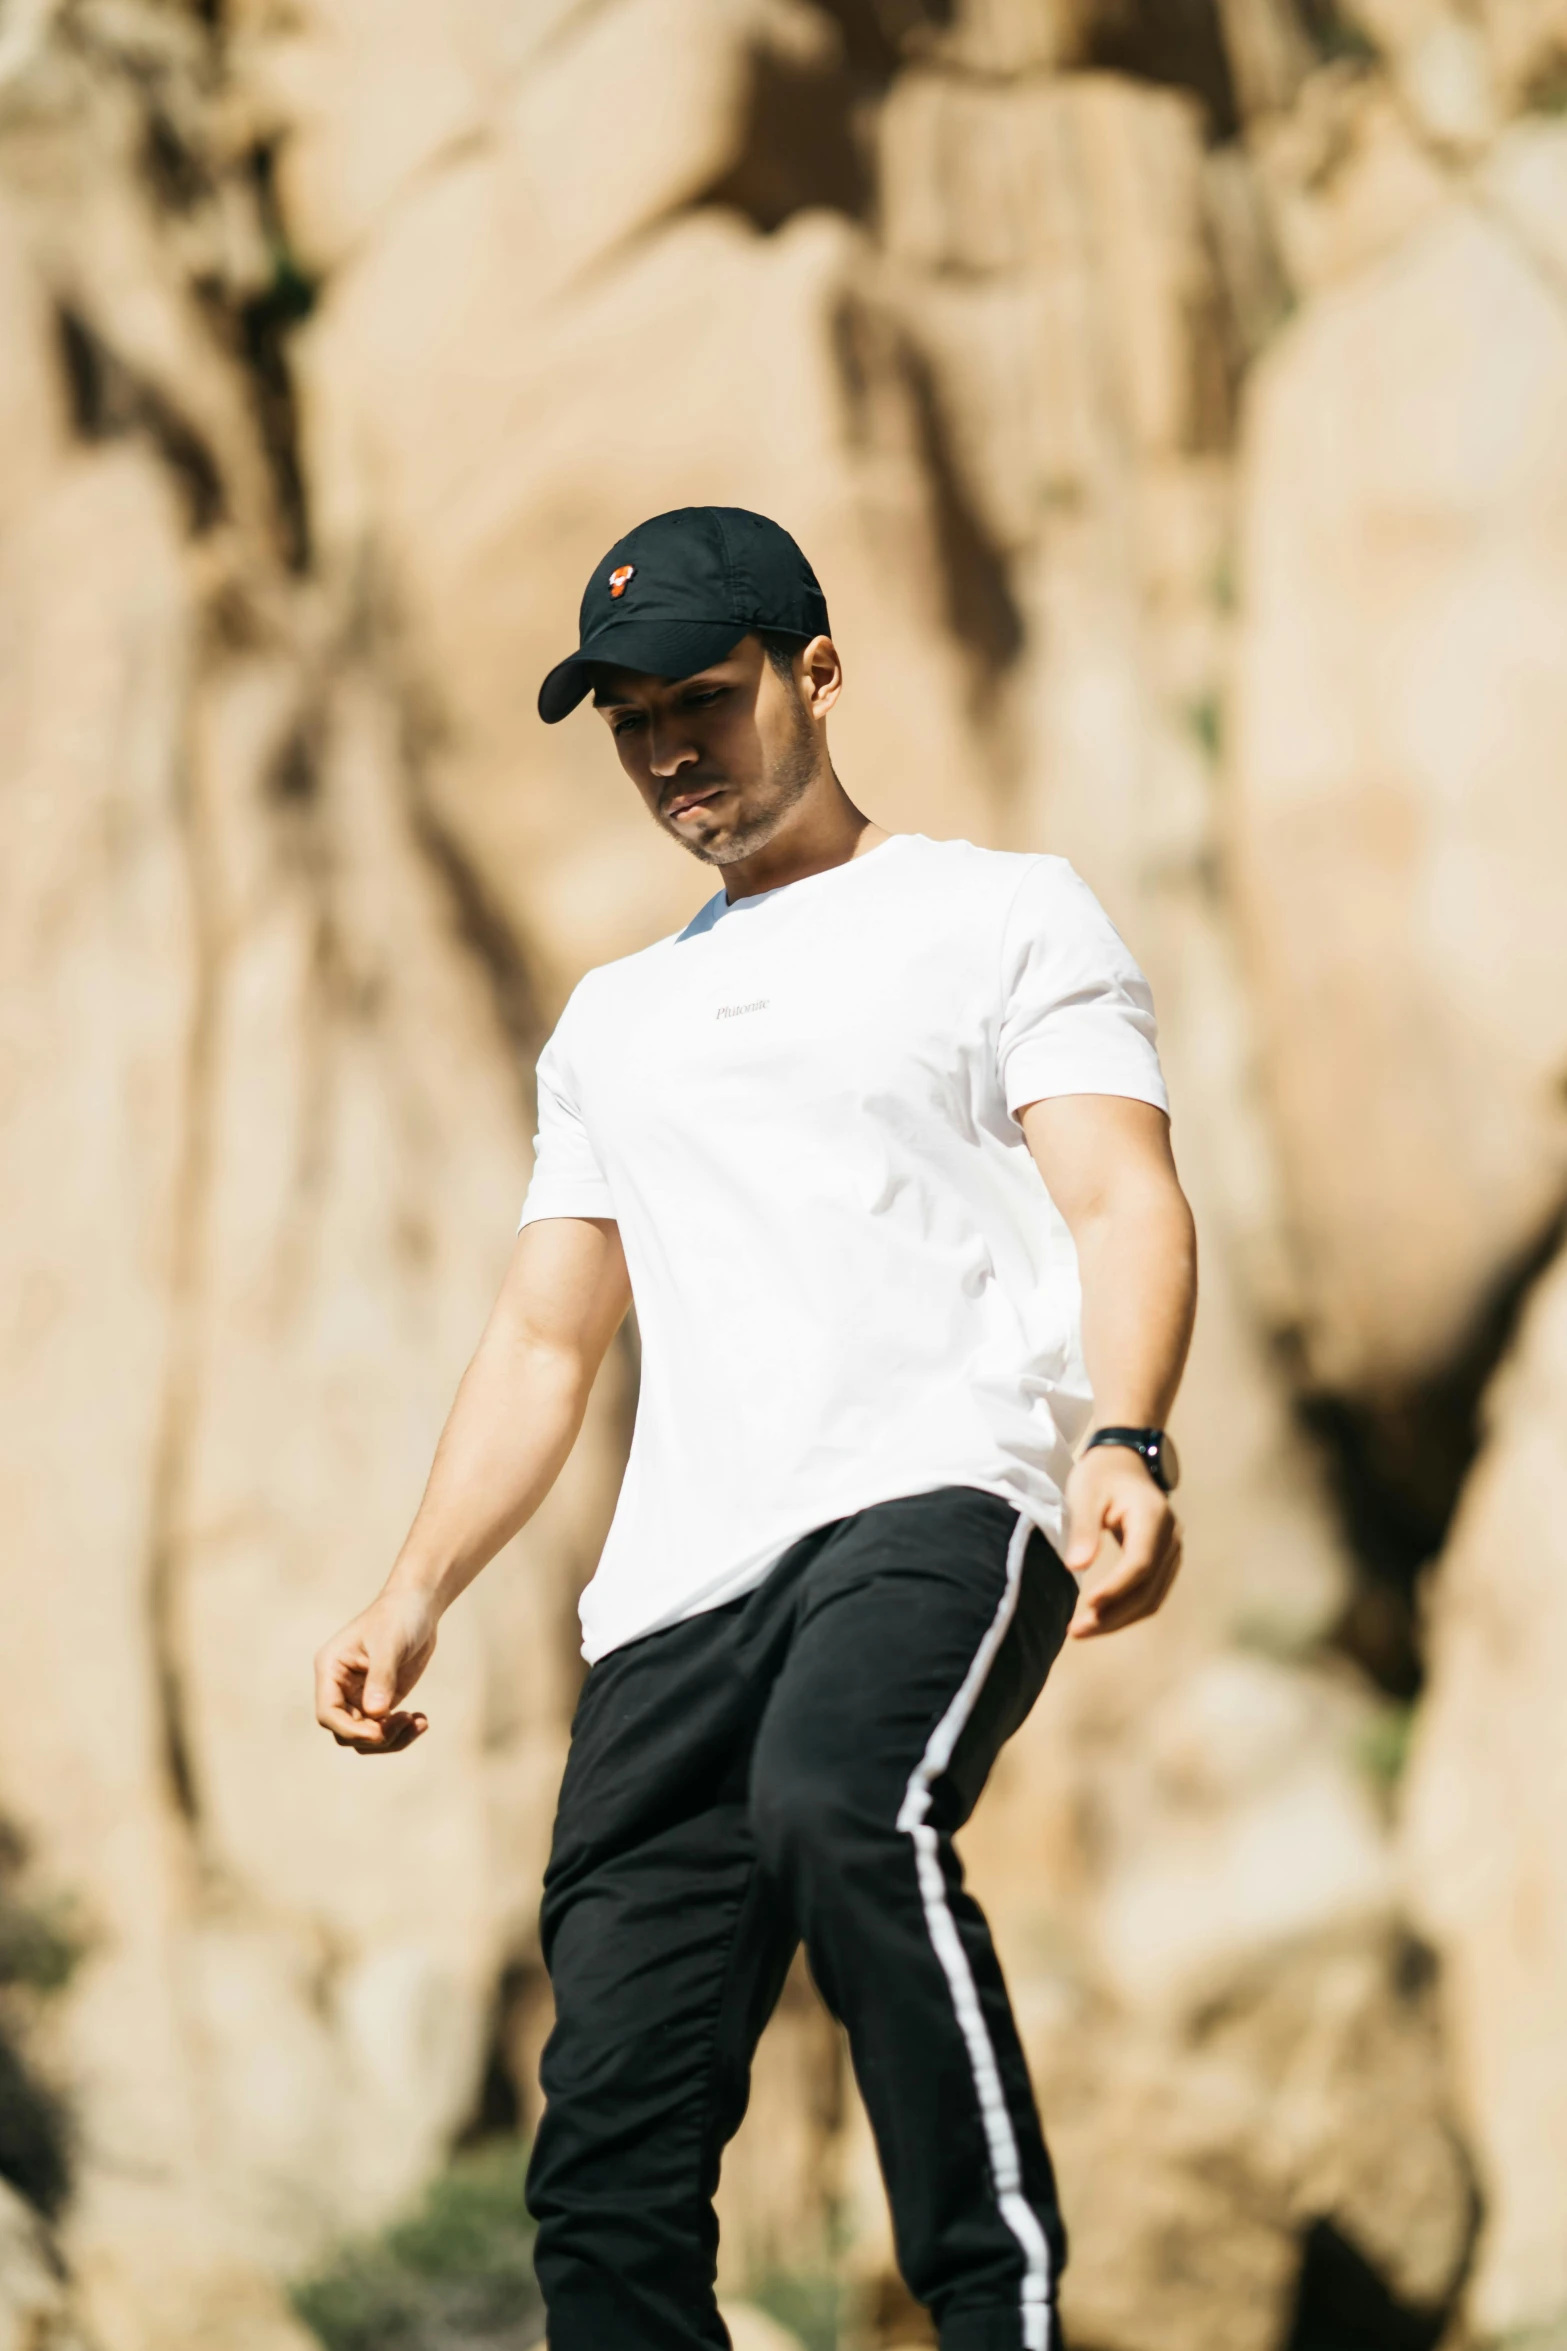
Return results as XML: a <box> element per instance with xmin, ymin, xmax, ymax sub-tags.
<box><xmin>537</xmin><ymin>505</ymin><xmax>830</xmax><ymax>724</ymax></box>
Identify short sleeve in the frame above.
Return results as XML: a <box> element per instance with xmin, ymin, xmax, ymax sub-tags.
<box><xmin>517</xmin><ymin>1014</ymin><xmax>616</xmax><ymax>1230</ymax></box>
<box><xmin>997</xmin><ymin>857</ymin><xmax>1169</xmax><ymax>1118</ymax></box>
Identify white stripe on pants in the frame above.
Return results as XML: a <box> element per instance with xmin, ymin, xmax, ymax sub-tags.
<box><xmin>895</xmin><ymin>1508</ymin><xmax>1054</xmax><ymax>2351</ymax></box>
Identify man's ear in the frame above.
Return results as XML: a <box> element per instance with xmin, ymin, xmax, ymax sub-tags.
<box><xmin>801</xmin><ymin>633</ymin><xmax>843</xmax><ymax>720</ymax></box>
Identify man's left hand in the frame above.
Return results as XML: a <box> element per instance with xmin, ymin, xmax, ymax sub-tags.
<box><xmin>1062</xmin><ymin>1446</ymin><xmax>1183</xmax><ymax>1639</ymax></box>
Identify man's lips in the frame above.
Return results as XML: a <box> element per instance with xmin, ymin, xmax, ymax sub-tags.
<box><xmin>663</xmin><ymin>785</ymin><xmax>726</xmax><ymax>819</ymax></box>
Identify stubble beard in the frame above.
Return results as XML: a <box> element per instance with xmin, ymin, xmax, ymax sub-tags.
<box><xmin>662</xmin><ymin>696</ymin><xmax>819</xmax><ymax>868</ymax></box>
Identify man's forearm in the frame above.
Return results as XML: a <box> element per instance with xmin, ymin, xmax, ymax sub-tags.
<box><xmin>1018</xmin><ymin>1093</ymin><xmax>1197</xmax><ymax>1437</ymax></box>
<box><xmin>315</xmin><ymin>1219</ymin><xmax>629</xmax><ymax>1753</ymax></box>
<box><xmin>384</xmin><ymin>1215</ymin><xmax>630</xmax><ymax>1617</ymax></box>
<box><xmin>384</xmin><ymin>1324</ymin><xmax>591</xmax><ymax>1615</ymax></box>
<box><xmin>1017</xmin><ymin>1094</ymin><xmax>1195</xmax><ymax>1636</ymax></box>
<box><xmin>1072</xmin><ymin>1178</ymin><xmax>1196</xmax><ymax>1431</ymax></box>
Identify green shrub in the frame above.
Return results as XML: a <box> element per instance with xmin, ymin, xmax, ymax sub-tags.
<box><xmin>1182</xmin><ymin>691</ymin><xmax>1224</xmax><ymax>766</ymax></box>
<box><xmin>291</xmin><ymin>2141</ymin><xmax>542</xmax><ymax>2351</ymax></box>
<box><xmin>1357</xmin><ymin>1702</ymin><xmax>1416</xmax><ymax>1794</ymax></box>
<box><xmin>0</xmin><ymin>1892</ymin><xmax>84</xmax><ymax>1997</ymax></box>
<box><xmin>750</xmin><ymin>2267</ymin><xmax>845</xmax><ymax>2351</ymax></box>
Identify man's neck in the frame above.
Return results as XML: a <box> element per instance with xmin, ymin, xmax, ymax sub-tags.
<box><xmin>721</xmin><ymin>783</ymin><xmax>887</xmax><ymax>902</ymax></box>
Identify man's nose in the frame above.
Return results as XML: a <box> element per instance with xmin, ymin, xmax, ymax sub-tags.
<box><xmin>647</xmin><ymin>724</ymin><xmax>698</xmax><ymax>780</ymax></box>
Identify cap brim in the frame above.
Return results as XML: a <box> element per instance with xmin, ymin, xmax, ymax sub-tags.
<box><xmin>537</xmin><ymin>620</ymin><xmax>751</xmax><ymax>724</ymax></box>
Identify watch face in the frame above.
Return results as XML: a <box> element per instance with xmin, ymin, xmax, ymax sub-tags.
<box><xmin>1155</xmin><ymin>1433</ymin><xmax>1181</xmax><ymax>1493</ymax></box>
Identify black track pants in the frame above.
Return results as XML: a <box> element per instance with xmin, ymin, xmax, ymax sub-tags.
<box><xmin>527</xmin><ymin>1487</ymin><xmax>1078</xmax><ymax>2351</ymax></box>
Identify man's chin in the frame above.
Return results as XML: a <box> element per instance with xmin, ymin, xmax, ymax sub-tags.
<box><xmin>660</xmin><ymin>813</ymin><xmax>767</xmax><ymax>867</ymax></box>
<box><xmin>660</xmin><ymin>813</ymin><xmax>725</xmax><ymax>864</ymax></box>
<box><xmin>656</xmin><ymin>778</ymin><xmax>804</xmax><ymax>868</ymax></box>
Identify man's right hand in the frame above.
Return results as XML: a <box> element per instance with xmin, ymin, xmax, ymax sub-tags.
<box><xmin>314</xmin><ymin>1587</ymin><xmax>440</xmax><ymax>1754</ymax></box>
<box><xmin>311</xmin><ymin>1219</ymin><xmax>631</xmax><ymax>1761</ymax></box>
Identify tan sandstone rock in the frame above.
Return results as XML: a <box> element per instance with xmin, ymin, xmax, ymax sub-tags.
<box><xmin>0</xmin><ymin>26</ymin><xmax>614</xmax><ymax>2342</ymax></box>
<box><xmin>1347</xmin><ymin>0</ymin><xmax>1567</xmax><ymax>121</ymax></box>
<box><xmin>0</xmin><ymin>408</ymin><xmax>208</xmax><ymax>2345</ymax></box>
<box><xmin>0</xmin><ymin>411</ymin><xmax>368</xmax><ymax>2348</ymax></box>
<box><xmin>1229</xmin><ymin>191</ymin><xmax>1567</xmax><ymax>1395</ymax></box>
<box><xmin>0</xmin><ymin>2180</ymin><xmax>87</xmax><ymax>2351</ymax></box>
<box><xmin>228</xmin><ymin>0</ymin><xmax>545</xmax><ymax>270</ymax></box>
<box><xmin>1403</xmin><ymin>1242</ymin><xmax>1567</xmax><ymax>2340</ymax></box>
<box><xmin>1251</xmin><ymin>64</ymin><xmax>1450</xmax><ymax>296</ymax></box>
<box><xmin>242</xmin><ymin>0</ymin><xmax>858</xmax><ymax>278</ymax></box>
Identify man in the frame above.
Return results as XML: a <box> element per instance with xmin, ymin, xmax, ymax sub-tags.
<box><xmin>315</xmin><ymin>507</ymin><xmax>1197</xmax><ymax>2351</ymax></box>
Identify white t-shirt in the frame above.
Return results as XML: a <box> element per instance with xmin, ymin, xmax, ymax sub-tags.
<box><xmin>520</xmin><ymin>833</ymin><xmax>1168</xmax><ymax>1663</ymax></box>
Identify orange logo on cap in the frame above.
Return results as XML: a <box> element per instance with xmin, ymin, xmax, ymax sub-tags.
<box><xmin>609</xmin><ymin>565</ymin><xmax>635</xmax><ymax>598</ymax></box>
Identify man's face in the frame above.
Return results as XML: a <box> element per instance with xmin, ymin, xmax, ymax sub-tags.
<box><xmin>591</xmin><ymin>633</ymin><xmax>825</xmax><ymax>868</ymax></box>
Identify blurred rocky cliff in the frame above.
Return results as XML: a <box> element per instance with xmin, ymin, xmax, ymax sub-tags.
<box><xmin>1</xmin><ymin>0</ymin><xmax>1565</xmax><ymax>2345</ymax></box>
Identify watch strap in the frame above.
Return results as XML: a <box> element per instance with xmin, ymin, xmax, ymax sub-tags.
<box><xmin>1084</xmin><ymin>1426</ymin><xmax>1176</xmax><ymax>1493</ymax></box>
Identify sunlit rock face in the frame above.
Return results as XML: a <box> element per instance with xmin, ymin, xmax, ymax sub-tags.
<box><xmin>0</xmin><ymin>0</ymin><xmax>1560</xmax><ymax>2345</ymax></box>
<box><xmin>1230</xmin><ymin>174</ymin><xmax>1567</xmax><ymax>1399</ymax></box>
<box><xmin>1404</xmin><ymin>1242</ymin><xmax>1567</xmax><ymax>2340</ymax></box>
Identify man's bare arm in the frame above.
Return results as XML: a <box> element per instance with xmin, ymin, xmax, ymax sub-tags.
<box><xmin>314</xmin><ymin>1216</ymin><xmax>631</xmax><ymax>1753</ymax></box>
<box><xmin>1018</xmin><ymin>1095</ymin><xmax>1197</xmax><ymax>1640</ymax></box>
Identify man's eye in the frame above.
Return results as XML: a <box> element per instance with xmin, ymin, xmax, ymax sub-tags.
<box><xmin>686</xmin><ymin>688</ymin><xmax>725</xmax><ymax>708</ymax></box>
<box><xmin>611</xmin><ymin>713</ymin><xmax>643</xmax><ymax>736</ymax></box>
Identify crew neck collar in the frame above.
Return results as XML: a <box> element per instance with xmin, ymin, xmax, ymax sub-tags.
<box><xmin>720</xmin><ymin>831</ymin><xmax>914</xmax><ymax>913</ymax></box>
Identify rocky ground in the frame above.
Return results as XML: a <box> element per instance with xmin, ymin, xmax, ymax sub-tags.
<box><xmin>0</xmin><ymin>0</ymin><xmax>1564</xmax><ymax>2346</ymax></box>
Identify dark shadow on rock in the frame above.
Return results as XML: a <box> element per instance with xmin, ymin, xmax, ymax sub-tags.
<box><xmin>458</xmin><ymin>1959</ymin><xmax>555</xmax><ymax>2150</ymax></box>
<box><xmin>708</xmin><ymin>28</ymin><xmax>876</xmax><ymax>229</ymax></box>
<box><xmin>55</xmin><ymin>304</ymin><xmax>227</xmax><ymax>535</ymax></box>
<box><xmin>828</xmin><ymin>286</ymin><xmax>1023</xmax><ymax>710</ymax></box>
<box><xmin>0</xmin><ymin>2030</ymin><xmax>71</xmax><ymax>2221</ymax></box>
<box><xmin>235</xmin><ymin>143</ymin><xmax>317</xmax><ymax>573</ymax></box>
<box><xmin>1281</xmin><ymin>2218</ymin><xmax>1450</xmax><ymax>2351</ymax></box>
<box><xmin>1081</xmin><ymin>0</ymin><xmax>1242</xmax><ymax>139</ymax></box>
<box><xmin>816</xmin><ymin>0</ymin><xmax>957</xmax><ymax>78</ymax></box>
<box><xmin>0</xmin><ymin>1824</ymin><xmax>76</xmax><ymax>2219</ymax></box>
<box><xmin>1295</xmin><ymin>1195</ymin><xmax>1567</xmax><ymax>1697</ymax></box>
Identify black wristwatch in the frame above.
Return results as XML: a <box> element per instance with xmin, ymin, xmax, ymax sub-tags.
<box><xmin>1084</xmin><ymin>1426</ymin><xmax>1180</xmax><ymax>1494</ymax></box>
